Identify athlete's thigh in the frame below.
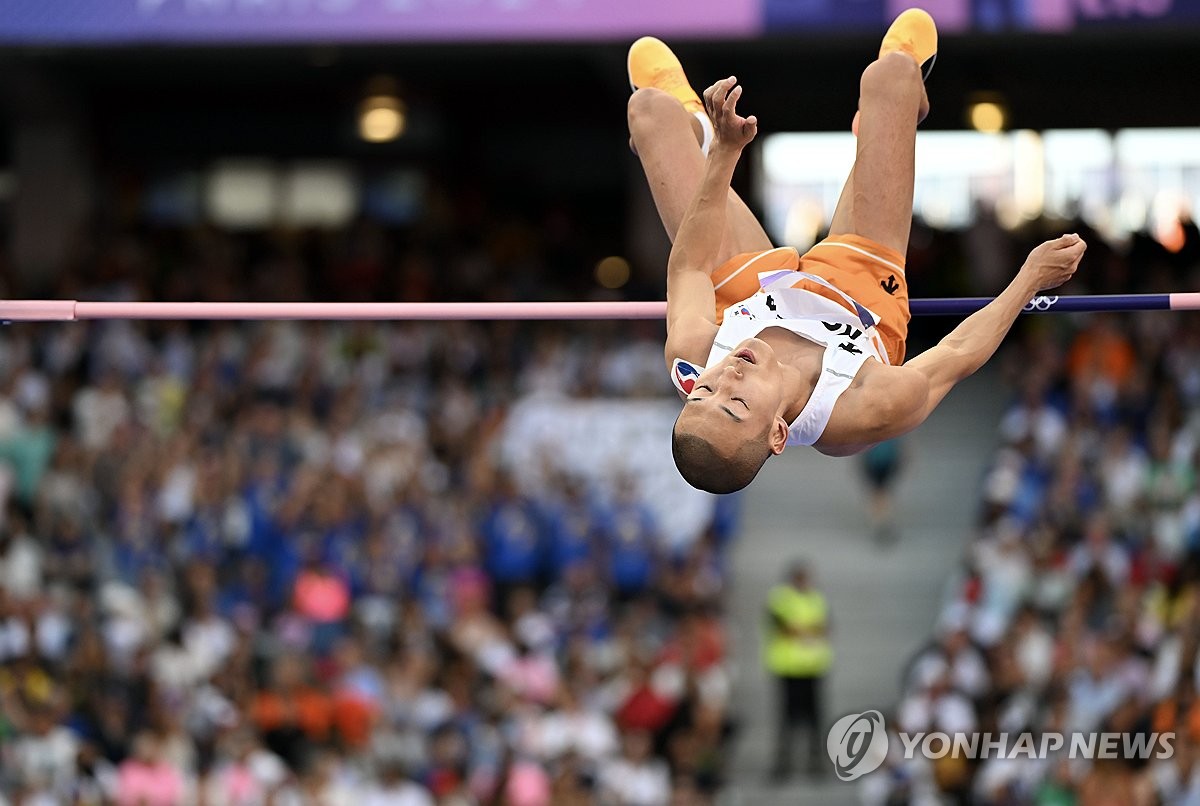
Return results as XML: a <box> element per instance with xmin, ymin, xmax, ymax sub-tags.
<box><xmin>633</xmin><ymin>96</ymin><xmax>773</xmax><ymax>258</ymax></box>
<box><xmin>844</xmin><ymin>115</ymin><xmax>916</xmax><ymax>256</ymax></box>
<box><xmin>833</xmin><ymin>59</ymin><xmax>922</xmax><ymax>256</ymax></box>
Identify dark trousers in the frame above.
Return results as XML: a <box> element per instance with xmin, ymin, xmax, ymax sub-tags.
<box><xmin>772</xmin><ymin>674</ymin><xmax>825</xmax><ymax>778</ymax></box>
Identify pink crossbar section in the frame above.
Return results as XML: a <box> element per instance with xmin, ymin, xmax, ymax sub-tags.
<box><xmin>5</xmin><ymin>294</ymin><xmax>1200</xmax><ymax>322</ymax></box>
<box><xmin>1170</xmin><ymin>293</ymin><xmax>1200</xmax><ymax>311</ymax></box>
<box><xmin>0</xmin><ymin>300</ymin><xmax>669</xmax><ymax>321</ymax></box>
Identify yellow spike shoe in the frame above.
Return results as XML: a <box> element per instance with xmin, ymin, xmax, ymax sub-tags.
<box><xmin>627</xmin><ymin>36</ymin><xmax>705</xmax><ymax>116</ymax></box>
<box><xmin>880</xmin><ymin>8</ymin><xmax>938</xmax><ymax>80</ymax></box>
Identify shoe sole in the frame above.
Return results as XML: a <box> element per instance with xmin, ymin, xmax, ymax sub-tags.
<box><xmin>920</xmin><ymin>53</ymin><xmax>936</xmax><ymax>81</ymax></box>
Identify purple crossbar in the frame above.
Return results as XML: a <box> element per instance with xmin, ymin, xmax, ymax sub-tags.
<box><xmin>911</xmin><ymin>293</ymin><xmax>1179</xmax><ymax>316</ymax></box>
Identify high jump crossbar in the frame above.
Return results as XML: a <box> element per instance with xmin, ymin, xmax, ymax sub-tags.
<box><xmin>2</xmin><ymin>293</ymin><xmax>1200</xmax><ymax>322</ymax></box>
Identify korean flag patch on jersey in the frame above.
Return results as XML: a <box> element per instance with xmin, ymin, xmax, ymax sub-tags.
<box><xmin>670</xmin><ymin>358</ymin><xmax>702</xmax><ymax>399</ymax></box>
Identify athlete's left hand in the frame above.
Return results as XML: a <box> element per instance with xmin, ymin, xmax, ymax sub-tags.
<box><xmin>1020</xmin><ymin>233</ymin><xmax>1087</xmax><ymax>291</ymax></box>
<box><xmin>703</xmin><ymin>76</ymin><xmax>758</xmax><ymax>151</ymax></box>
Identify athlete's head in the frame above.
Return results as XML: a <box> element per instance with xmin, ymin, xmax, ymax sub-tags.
<box><xmin>672</xmin><ymin>338</ymin><xmax>791</xmax><ymax>493</ymax></box>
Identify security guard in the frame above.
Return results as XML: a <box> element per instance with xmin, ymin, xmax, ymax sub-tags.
<box><xmin>765</xmin><ymin>562</ymin><xmax>833</xmax><ymax>779</ymax></box>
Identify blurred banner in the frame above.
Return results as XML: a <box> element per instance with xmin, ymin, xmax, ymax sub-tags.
<box><xmin>3</xmin><ymin>0</ymin><xmax>1200</xmax><ymax>43</ymax></box>
<box><xmin>0</xmin><ymin>0</ymin><xmax>763</xmax><ymax>44</ymax></box>
<box><xmin>768</xmin><ymin>0</ymin><xmax>1200</xmax><ymax>34</ymax></box>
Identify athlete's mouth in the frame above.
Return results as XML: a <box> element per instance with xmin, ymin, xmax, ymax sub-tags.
<box><xmin>735</xmin><ymin>348</ymin><xmax>756</xmax><ymax>365</ymax></box>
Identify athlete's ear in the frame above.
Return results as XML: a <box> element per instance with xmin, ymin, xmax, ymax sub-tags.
<box><xmin>768</xmin><ymin>417</ymin><xmax>788</xmax><ymax>455</ymax></box>
<box><xmin>670</xmin><ymin>358</ymin><xmax>702</xmax><ymax>400</ymax></box>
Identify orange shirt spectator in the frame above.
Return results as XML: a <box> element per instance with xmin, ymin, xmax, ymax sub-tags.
<box><xmin>251</xmin><ymin>686</ymin><xmax>334</xmax><ymax>741</ymax></box>
<box><xmin>330</xmin><ymin>691</ymin><xmax>375</xmax><ymax>748</ymax></box>
<box><xmin>1153</xmin><ymin>695</ymin><xmax>1200</xmax><ymax>744</ymax></box>
<box><xmin>1066</xmin><ymin>318</ymin><xmax>1136</xmax><ymax>392</ymax></box>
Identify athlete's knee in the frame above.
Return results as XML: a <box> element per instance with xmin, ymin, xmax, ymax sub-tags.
<box><xmin>859</xmin><ymin>52</ymin><xmax>922</xmax><ymax>104</ymax></box>
<box><xmin>627</xmin><ymin>87</ymin><xmax>681</xmax><ymax>132</ymax></box>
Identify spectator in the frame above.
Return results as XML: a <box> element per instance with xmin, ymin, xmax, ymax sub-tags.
<box><xmin>542</xmin><ymin>475</ymin><xmax>601</xmax><ymax>579</ymax></box>
<box><xmin>598</xmin><ymin>730</ymin><xmax>671</xmax><ymax>806</ymax></box>
<box><xmin>360</xmin><ymin>762</ymin><xmax>436</xmax><ymax>806</ymax></box>
<box><xmin>604</xmin><ymin>474</ymin><xmax>661</xmax><ymax>600</ymax></box>
<box><xmin>11</xmin><ymin>703</ymin><xmax>80</xmax><ymax>799</ymax></box>
<box><xmin>114</xmin><ymin>732</ymin><xmax>186</xmax><ymax>806</ymax></box>
<box><xmin>878</xmin><ymin>280</ymin><xmax>1200</xmax><ymax>802</ymax></box>
<box><xmin>764</xmin><ymin>562</ymin><xmax>832</xmax><ymax>780</ymax></box>
<box><xmin>858</xmin><ymin>438</ymin><xmax>906</xmax><ymax>543</ymax></box>
<box><xmin>0</xmin><ymin>212</ymin><xmax>737</xmax><ymax>805</ymax></box>
<box><xmin>480</xmin><ymin>470</ymin><xmax>544</xmax><ymax>608</ymax></box>
<box><xmin>250</xmin><ymin>654</ymin><xmax>334</xmax><ymax>766</ymax></box>
<box><xmin>1066</xmin><ymin>314</ymin><xmax>1137</xmax><ymax>416</ymax></box>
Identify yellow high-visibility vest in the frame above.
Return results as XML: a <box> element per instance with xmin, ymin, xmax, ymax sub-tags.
<box><xmin>764</xmin><ymin>585</ymin><xmax>833</xmax><ymax>677</ymax></box>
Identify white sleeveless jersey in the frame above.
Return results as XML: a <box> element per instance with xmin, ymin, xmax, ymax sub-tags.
<box><xmin>671</xmin><ymin>269</ymin><xmax>889</xmax><ymax>447</ymax></box>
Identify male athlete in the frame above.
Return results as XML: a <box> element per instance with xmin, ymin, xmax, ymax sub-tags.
<box><xmin>625</xmin><ymin>9</ymin><xmax>1086</xmax><ymax>494</ymax></box>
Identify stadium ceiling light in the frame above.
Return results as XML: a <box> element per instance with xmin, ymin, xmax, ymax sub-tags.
<box><xmin>595</xmin><ymin>256</ymin><xmax>632</xmax><ymax>289</ymax></box>
<box><xmin>358</xmin><ymin>77</ymin><xmax>406</xmax><ymax>143</ymax></box>
<box><xmin>358</xmin><ymin>95</ymin><xmax>406</xmax><ymax>143</ymax></box>
<box><xmin>967</xmin><ymin>94</ymin><xmax>1008</xmax><ymax>134</ymax></box>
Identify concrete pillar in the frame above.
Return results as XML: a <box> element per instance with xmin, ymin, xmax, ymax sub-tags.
<box><xmin>4</xmin><ymin>72</ymin><xmax>93</xmax><ymax>294</ymax></box>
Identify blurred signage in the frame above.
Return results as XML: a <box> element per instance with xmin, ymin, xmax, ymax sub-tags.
<box><xmin>767</xmin><ymin>0</ymin><xmax>1200</xmax><ymax>34</ymax></box>
<box><xmin>0</xmin><ymin>0</ymin><xmax>762</xmax><ymax>43</ymax></box>
<box><xmin>3</xmin><ymin>0</ymin><xmax>1200</xmax><ymax>43</ymax></box>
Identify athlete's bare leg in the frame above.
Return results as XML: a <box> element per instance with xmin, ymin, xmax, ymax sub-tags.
<box><xmin>627</xmin><ymin>87</ymin><xmax>773</xmax><ymax>263</ymax></box>
<box><xmin>830</xmin><ymin>7</ymin><xmax>934</xmax><ymax>246</ymax></box>
<box><xmin>829</xmin><ymin>165</ymin><xmax>858</xmax><ymax>238</ymax></box>
<box><xmin>827</xmin><ymin>52</ymin><xmax>927</xmax><ymax>255</ymax></box>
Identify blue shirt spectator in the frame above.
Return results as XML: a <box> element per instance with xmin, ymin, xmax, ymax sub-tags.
<box><xmin>480</xmin><ymin>475</ymin><xmax>544</xmax><ymax>586</ymax></box>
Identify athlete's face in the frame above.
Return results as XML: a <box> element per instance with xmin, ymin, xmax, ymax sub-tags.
<box><xmin>675</xmin><ymin>338</ymin><xmax>788</xmax><ymax>455</ymax></box>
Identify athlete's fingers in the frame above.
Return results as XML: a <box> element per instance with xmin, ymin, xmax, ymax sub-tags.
<box><xmin>724</xmin><ymin>84</ymin><xmax>742</xmax><ymax>119</ymax></box>
<box><xmin>702</xmin><ymin>81</ymin><xmax>719</xmax><ymax>110</ymax></box>
<box><xmin>704</xmin><ymin>81</ymin><xmax>729</xmax><ymax>123</ymax></box>
<box><xmin>712</xmin><ymin>77</ymin><xmax>735</xmax><ymax>113</ymax></box>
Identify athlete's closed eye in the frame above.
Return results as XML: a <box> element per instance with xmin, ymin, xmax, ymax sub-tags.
<box><xmin>731</xmin><ymin>396</ymin><xmax>749</xmax><ymax>410</ymax></box>
<box><xmin>687</xmin><ymin>385</ymin><xmax>713</xmax><ymax>401</ymax></box>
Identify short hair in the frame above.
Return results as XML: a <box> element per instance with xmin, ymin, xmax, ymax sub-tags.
<box><xmin>671</xmin><ymin>426</ymin><xmax>771</xmax><ymax>494</ymax></box>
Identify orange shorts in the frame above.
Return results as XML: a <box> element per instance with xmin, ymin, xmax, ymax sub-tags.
<box><xmin>710</xmin><ymin>234</ymin><xmax>910</xmax><ymax>364</ymax></box>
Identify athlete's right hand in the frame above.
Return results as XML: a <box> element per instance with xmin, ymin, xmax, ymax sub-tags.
<box><xmin>703</xmin><ymin>76</ymin><xmax>758</xmax><ymax>151</ymax></box>
<box><xmin>1021</xmin><ymin>234</ymin><xmax>1087</xmax><ymax>291</ymax></box>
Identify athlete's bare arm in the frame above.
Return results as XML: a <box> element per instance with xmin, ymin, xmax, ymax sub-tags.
<box><xmin>664</xmin><ymin>77</ymin><xmax>758</xmax><ymax>367</ymax></box>
<box><xmin>821</xmin><ymin>234</ymin><xmax>1087</xmax><ymax>449</ymax></box>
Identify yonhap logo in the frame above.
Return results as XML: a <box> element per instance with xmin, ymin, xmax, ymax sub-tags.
<box><xmin>827</xmin><ymin>710</ymin><xmax>888</xmax><ymax>781</ymax></box>
<box><xmin>823</xmin><ymin>716</ymin><xmax>1175</xmax><ymax>783</ymax></box>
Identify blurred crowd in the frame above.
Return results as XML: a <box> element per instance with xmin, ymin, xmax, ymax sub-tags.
<box><xmin>867</xmin><ymin>220</ymin><xmax>1200</xmax><ymax>805</ymax></box>
<box><xmin>6</xmin><ymin>178</ymin><xmax>1200</xmax><ymax>806</ymax></box>
<box><xmin>0</xmin><ymin>225</ymin><xmax>736</xmax><ymax>805</ymax></box>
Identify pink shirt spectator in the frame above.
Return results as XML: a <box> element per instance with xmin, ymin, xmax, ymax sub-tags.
<box><xmin>115</xmin><ymin>759</ymin><xmax>186</xmax><ymax>806</ymax></box>
<box><xmin>499</xmin><ymin>654</ymin><xmax>561</xmax><ymax>704</ymax></box>
<box><xmin>505</xmin><ymin>760</ymin><xmax>551</xmax><ymax>806</ymax></box>
<box><xmin>294</xmin><ymin>570</ymin><xmax>351</xmax><ymax>622</ymax></box>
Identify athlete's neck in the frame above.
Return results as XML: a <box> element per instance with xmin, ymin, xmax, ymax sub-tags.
<box><xmin>759</xmin><ymin>327</ymin><xmax>822</xmax><ymax>422</ymax></box>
